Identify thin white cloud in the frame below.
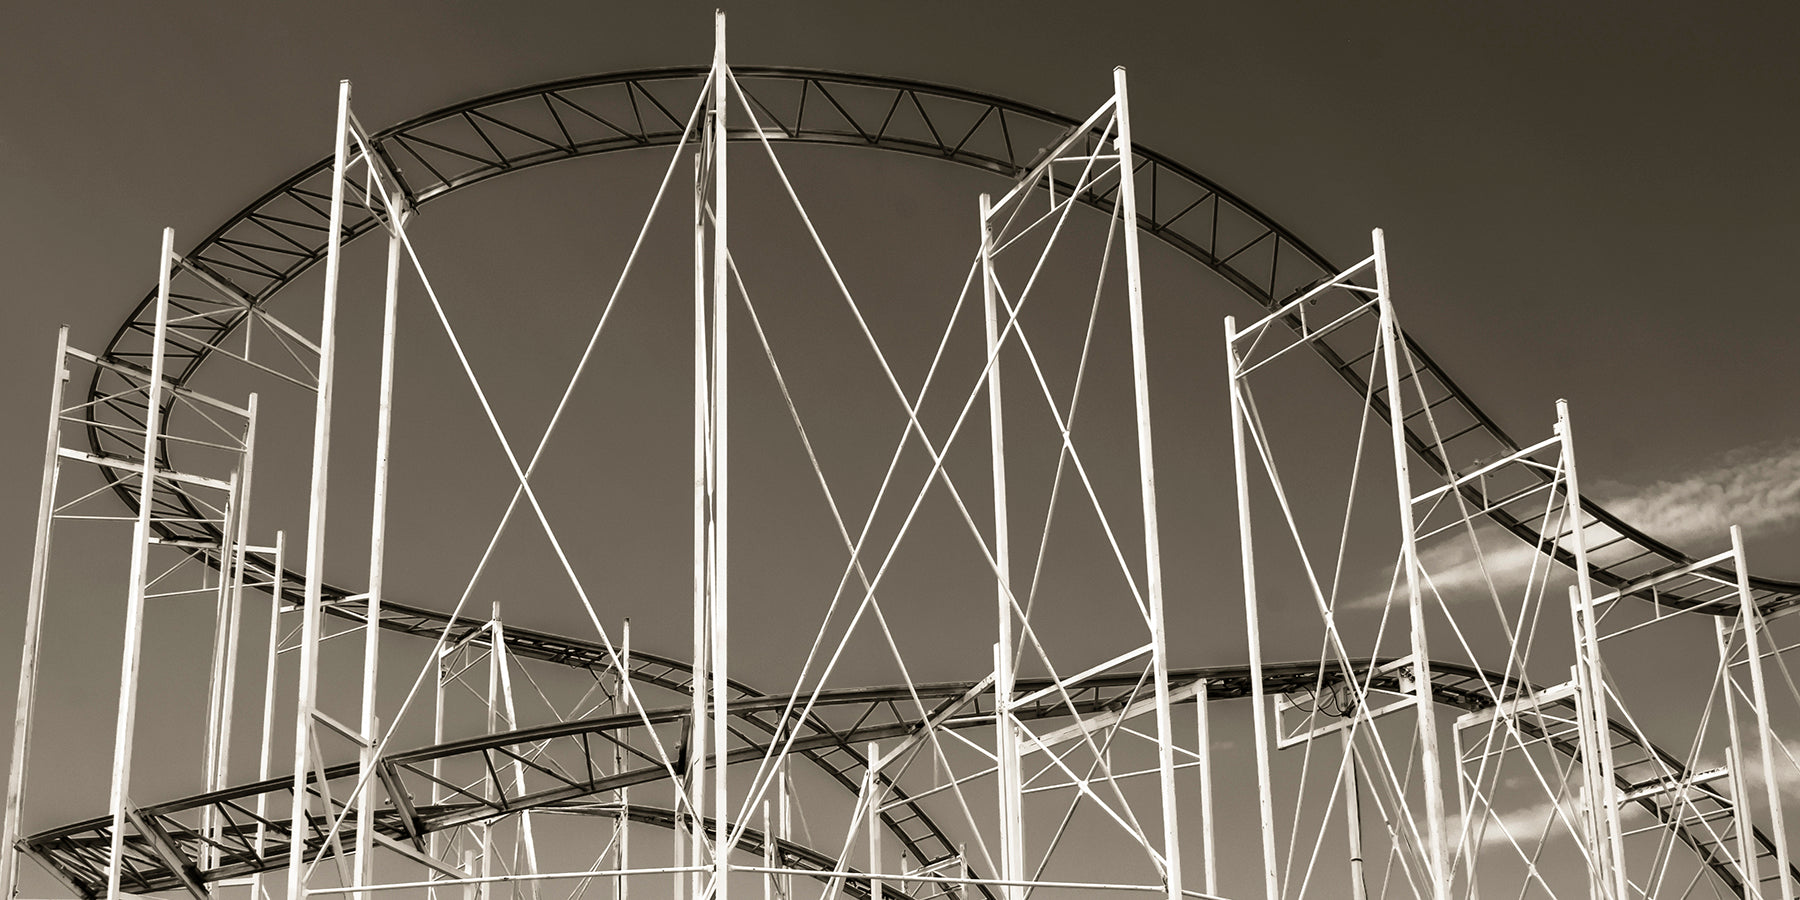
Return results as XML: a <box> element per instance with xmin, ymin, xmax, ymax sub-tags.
<box><xmin>1455</xmin><ymin>797</ymin><xmax>1581</xmax><ymax>852</ymax></box>
<box><xmin>1352</xmin><ymin>440</ymin><xmax>1800</xmax><ymax>609</ymax></box>
<box><xmin>1599</xmin><ymin>439</ymin><xmax>1800</xmax><ymax>547</ymax></box>
<box><xmin>1713</xmin><ymin>736</ymin><xmax>1800</xmax><ymax>802</ymax></box>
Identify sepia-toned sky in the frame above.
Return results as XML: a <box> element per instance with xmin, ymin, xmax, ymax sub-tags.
<box><xmin>1</xmin><ymin>3</ymin><xmax>1796</xmax><ymax>898</ymax></box>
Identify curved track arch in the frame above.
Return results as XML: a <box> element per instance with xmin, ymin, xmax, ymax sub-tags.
<box><xmin>84</xmin><ymin>67</ymin><xmax>1799</xmax><ymax>620</ymax></box>
<box><xmin>26</xmin><ymin>660</ymin><xmax>1792</xmax><ymax>899</ymax></box>
<box><xmin>55</xmin><ymin>63</ymin><xmax>1791</xmax><ymax>899</ymax></box>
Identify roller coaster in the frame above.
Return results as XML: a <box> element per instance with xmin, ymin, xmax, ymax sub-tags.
<box><xmin>5</xmin><ymin>17</ymin><xmax>1797</xmax><ymax>900</ymax></box>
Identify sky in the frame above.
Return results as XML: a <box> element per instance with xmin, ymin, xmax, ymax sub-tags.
<box><xmin>1</xmin><ymin>3</ymin><xmax>1797</xmax><ymax>899</ymax></box>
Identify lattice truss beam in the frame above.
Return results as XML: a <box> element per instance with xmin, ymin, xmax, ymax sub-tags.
<box><xmin>78</xmin><ymin>66</ymin><xmax>1795</xmax><ymax>626</ymax></box>
<box><xmin>7</xmin><ymin>16</ymin><xmax>1800</xmax><ymax>900</ymax></box>
<box><xmin>1225</xmin><ymin>239</ymin><xmax>1800</xmax><ymax>900</ymax></box>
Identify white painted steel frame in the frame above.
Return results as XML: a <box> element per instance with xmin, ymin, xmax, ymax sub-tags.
<box><xmin>23</xmin><ymin>23</ymin><xmax>1793</xmax><ymax>900</ymax></box>
<box><xmin>105</xmin><ymin>229</ymin><xmax>177</xmax><ymax>900</ymax></box>
<box><xmin>0</xmin><ymin>327</ymin><xmax>71</xmax><ymax>900</ymax></box>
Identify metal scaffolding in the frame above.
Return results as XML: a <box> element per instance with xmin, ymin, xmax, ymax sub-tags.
<box><xmin>4</xmin><ymin>17</ymin><xmax>1799</xmax><ymax>900</ymax></box>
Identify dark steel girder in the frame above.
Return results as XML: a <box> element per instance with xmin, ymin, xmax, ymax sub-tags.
<box><xmin>85</xmin><ymin>67</ymin><xmax>1799</xmax><ymax>622</ymax></box>
<box><xmin>61</xmin><ymin>65</ymin><xmax>1798</xmax><ymax>900</ymax></box>
<box><xmin>24</xmin><ymin>661</ymin><xmax>1792</xmax><ymax>899</ymax></box>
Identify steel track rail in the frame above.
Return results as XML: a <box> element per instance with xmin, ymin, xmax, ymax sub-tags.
<box><xmin>84</xmin><ymin>67</ymin><xmax>1799</xmax><ymax>620</ymax></box>
<box><xmin>24</xmin><ymin>661</ymin><xmax>1786</xmax><ymax>899</ymax></box>
<box><xmin>62</xmin><ymin>65</ymin><xmax>1795</xmax><ymax>900</ymax></box>
<box><xmin>248</xmin><ymin>588</ymin><xmax>987</xmax><ymax>900</ymax></box>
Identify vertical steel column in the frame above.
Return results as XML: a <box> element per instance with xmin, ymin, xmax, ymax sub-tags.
<box><xmin>1374</xmin><ymin>227</ymin><xmax>1448</xmax><ymax>900</ymax></box>
<box><xmin>617</xmin><ymin>619</ymin><xmax>631</xmax><ymax>900</ymax></box>
<box><xmin>204</xmin><ymin>473</ymin><xmax>242</xmax><ymax>810</ymax></box>
<box><xmin>978</xmin><ymin>191</ymin><xmax>1023</xmax><ymax>900</ymax></box>
<box><xmin>211</xmin><ymin>394</ymin><xmax>259</xmax><ymax>831</ymax></box>
<box><xmin>481</xmin><ymin>613</ymin><xmax>499</xmax><ymax>900</ymax></box>
<box><xmin>688</xmin><ymin>140</ymin><xmax>709</xmax><ymax>900</ymax></box>
<box><xmin>106</xmin><ymin>227</ymin><xmax>174</xmax><ymax>900</ymax></box>
<box><xmin>1343</xmin><ymin>730</ymin><xmax>1368</xmax><ymax>900</ymax></box>
<box><xmin>493</xmin><ymin>623</ymin><xmax>541</xmax><ymax>896</ymax></box>
<box><xmin>1112</xmin><ymin>67</ymin><xmax>1182</xmax><ymax>900</ymax></box>
<box><xmin>1567</xmin><ymin>635</ymin><xmax>1608</xmax><ymax>900</ymax></box>
<box><xmin>1195</xmin><ymin>687</ymin><xmax>1217</xmax><ymax>896</ymax></box>
<box><xmin>430</xmin><ymin>639</ymin><xmax>448</xmax><ymax>900</ymax></box>
<box><xmin>778</xmin><ymin>759</ymin><xmax>791</xmax><ymax>900</ymax></box>
<box><xmin>1225</xmin><ymin>313</ymin><xmax>1279</xmax><ymax>900</ymax></box>
<box><xmin>867</xmin><ymin>744</ymin><xmax>883</xmax><ymax>900</ymax></box>
<box><xmin>674</xmin><ymin>814</ymin><xmax>687</xmax><ymax>900</ymax></box>
<box><xmin>1450</xmin><ymin>725</ymin><xmax>1474</xmax><ymax>900</ymax></box>
<box><xmin>1559</xmin><ymin>402</ymin><xmax>1624</xmax><ymax>900</ymax></box>
<box><xmin>356</xmin><ymin>208</ymin><xmax>407</xmax><ymax>898</ymax></box>
<box><xmin>251</xmin><ymin>532</ymin><xmax>287</xmax><ymax>900</ymax></box>
<box><xmin>762</xmin><ymin>799</ymin><xmax>774</xmax><ymax>900</ymax></box>
<box><xmin>1715</xmin><ymin>616</ymin><xmax>1761</xmax><ymax>895</ymax></box>
<box><xmin>1</xmin><ymin>326</ymin><xmax>70</xmax><ymax>900</ymax></box>
<box><xmin>201</xmin><ymin>471</ymin><xmax>242</xmax><ymax>870</ymax></box>
<box><xmin>709</xmin><ymin>14</ymin><xmax>733</xmax><ymax>899</ymax></box>
<box><xmin>1734</xmin><ymin>526</ymin><xmax>1792</xmax><ymax>900</ymax></box>
<box><xmin>290</xmin><ymin>80</ymin><xmax>351</xmax><ymax>900</ymax></box>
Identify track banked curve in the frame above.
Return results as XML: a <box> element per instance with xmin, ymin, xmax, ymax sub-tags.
<box><xmin>62</xmin><ymin>65</ymin><xmax>1795</xmax><ymax>900</ymax></box>
<box><xmin>24</xmin><ymin>660</ymin><xmax>1788</xmax><ymax>899</ymax></box>
<box><xmin>87</xmin><ymin>67</ymin><xmax>1798</xmax><ymax>621</ymax></box>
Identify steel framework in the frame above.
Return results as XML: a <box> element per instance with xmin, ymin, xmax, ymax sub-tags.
<box><xmin>5</xmin><ymin>17</ymin><xmax>1797</xmax><ymax>900</ymax></box>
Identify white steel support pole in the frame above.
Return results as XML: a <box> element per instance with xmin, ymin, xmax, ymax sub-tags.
<box><xmin>204</xmin><ymin>472</ymin><xmax>242</xmax><ymax>814</ymax></box>
<box><xmin>1734</xmin><ymin>525</ymin><xmax>1792</xmax><ymax>900</ymax></box>
<box><xmin>1</xmin><ymin>326</ymin><xmax>70</xmax><ymax>900</ymax></box>
<box><xmin>1112</xmin><ymin>67</ymin><xmax>1182</xmax><ymax>900</ymax></box>
<box><xmin>481</xmin><ymin>614</ymin><xmax>498</xmax><ymax>900</ymax></box>
<box><xmin>430</xmin><ymin>644</ymin><xmax>448</xmax><ymax>900</ymax></box>
<box><xmin>1558</xmin><ymin>401</ymin><xmax>1624</xmax><ymax>900</ymax></box>
<box><xmin>689</xmin><ymin>142</ymin><xmax>708</xmax><ymax>900</ymax></box>
<box><xmin>357</xmin><ymin>209</ymin><xmax>407</xmax><ymax>898</ymax></box>
<box><xmin>214</xmin><ymin>394</ymin><xmax>259</xmax><ymax>815</ymax></box>
<box><xmin>1225</xmin><ymin>315</ymin><xmax>1279</xmax><ymax>900</ymax></box>
<box><xmin>209</xmin><ymin>395</ymin><xmax>259</xmax><ymax>807</ymax></box>
<box><xmin>779</xmin><ymin>759</ymin><xmax>791</xmax><ymax>900</ymax></box>
<box><xmin>106</xmin><ymin>227</ymin><xmax>174</xmax><ymax>900</ymax></box>
<box><xmin>1566</xmin><ymin>638</ymin><xmax>1607</xmax><ymax>900</ymax></box>
<box><xmin>762</xmin><ymin>800</ymin><xmax>773</xmax><ymax>900</ymax></box>
<box><xmin>1342</xmin><ymin>730</ymin><xmax>1368</xmax><ymax>900</ymax></box>
<box><xmin>1195</xmin><ymin>689</ymin><xmax>1217</xmax><ymax>896</ymax></box>
<box><xmin>291</xmin><ymin>81</ymin><xmax>351</xmax><ymax>900</ymax></box>
<box><xmin>991</xmin><ymin>643</ymin><xmax>1022</xmax><ymax>900</ymax></box>
<box><xmin>493</xmin><ymin>625</ymin><xmax>542</xmax><ymax>896</ymax></box>
<box><xmin>978</xmin><ymin>191</ymin><xmax>1023</xmax><ymax>900</ymax></box>
<box><xmin>1374</xmin><ymin>228</ymin><xmax>1448</xmax><ymax>900</ymax></box>
<box><xmin>252</xmin><ymin>532</ymin><xmax>286</xmax><ymax>900</ymax></box>
<box><xmin>710</xmin><ymin>13</ymin><xmax>733</xmax><ymax>899</ymax></box>
<box><xmin>617</xmin><ymin>619</ymin><xmax>631</xmax><ymax>900</ymax></box>
<box><xmin>674</xmin><ymin>809</ymin><xmax>687</xmax><ymax>900</ymax></box>
<box><xmin>201</xmin><ymin>471</ymin><xmax>243</xmax><ymax>870</ymax></box>
<box><xmin>1450</xmin><ymin>726</ymin><xmax>1474</xmax><ymax>900</ymax></box>
<box><xmin>867</xmin><ymin>744</ymin><xmax>883</xmax><ymax>900</ymax></box>
<box><xmin>1715</xmin><ymin>617</ymin><xmax>1761</xmax><ymax>895</ymax></box>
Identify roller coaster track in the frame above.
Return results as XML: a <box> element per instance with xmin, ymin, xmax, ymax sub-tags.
<box><xmin>83</xmin><ymin>66</ymin><xmax>1800</xmax><ymax>622</ymax></box>
<box><xmin>56</xmin><ymin>66</ymin><xmax>1798</xmax><ymax>900</ymax></box>
<box><xmin>24</xmin><ymin>660</ymin><xmax>1790</xmax><ymax>899</ymax></box>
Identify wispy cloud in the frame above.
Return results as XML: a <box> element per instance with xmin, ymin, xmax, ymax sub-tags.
<box><xmin>1353</xmin><ymin>440</ymin><xmax>1800</xmax><ymax>608</ymax></box>
<box><xmin>1599</xmin><ymin>439</ymin><xmax>1800</xmax><ymax>546</ymax></box>
<box><xmin>1709</xmin><ymin>736</ymin><xmax>1800</xmax><ymax>802</ymax></box>
<box><xmin>1455</xmin><ymin>797</ymin><xmax>1581</xmax><ymax>852</ymax></box>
